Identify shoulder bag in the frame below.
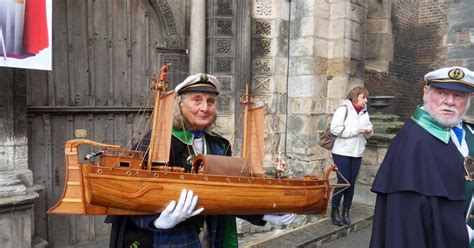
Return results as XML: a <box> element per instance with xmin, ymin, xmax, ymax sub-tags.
<box><xmin>318</xmin><ymin>106</ymin><xmax>348</xmax><ymax>150</ymax></box>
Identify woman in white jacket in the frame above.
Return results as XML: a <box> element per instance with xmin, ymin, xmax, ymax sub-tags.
<box><xmin>330</xmin><ymin>86</ymin><xmax>373</xmax><ymax>226</ymax></box>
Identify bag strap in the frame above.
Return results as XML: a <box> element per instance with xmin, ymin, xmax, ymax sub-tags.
<box><xmin>336</xmin><ymin>105</ymin><xmax>348</xmax><ymax>137</ymax></box>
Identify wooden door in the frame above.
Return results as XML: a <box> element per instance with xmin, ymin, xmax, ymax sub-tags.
<box><xmin>27</xmin><ymin>0</ymin><xmax>187</xmax><ymax>246</ymax></box>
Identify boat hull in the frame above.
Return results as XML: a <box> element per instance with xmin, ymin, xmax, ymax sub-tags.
<box><xmin>48</xmin><ymin>139</ymin><xmax>343</xmax><ymax>216</ymax></box>
<box><xmin>84</xmin><ymin>165</ymin><xmax>331</xmax><ymax>215</ymax></box>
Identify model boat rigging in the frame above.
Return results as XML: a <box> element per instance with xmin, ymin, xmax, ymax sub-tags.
<box><xmin>48</xmin><ymin>66</ymin><xmax>348</xmax><ymax>216</ymax></box>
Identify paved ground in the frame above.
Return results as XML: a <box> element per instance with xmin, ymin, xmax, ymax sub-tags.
<box><xmin>322</xmin><ymin>224</ymin><xmax>372</xmax><ymax>248</ymax></box>
<box><xmin>240</xmin><ymin>203</ymin><xmax>374</xmax><ymax>248</ymax></box>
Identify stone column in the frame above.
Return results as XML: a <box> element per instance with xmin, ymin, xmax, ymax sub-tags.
<box><xmin>0</xmin><ymin>69</ymin><xmax>39</xmax><ymax>248</ymax></box>
<box><xmin>189</xmin><ymin>0</ymin><xmax>206</xmax><ymax>74</ymax></box>
<box><xmin>326</xmin><ymin>0</ymin><xmax>368</xmax><ymax>103</ymax></box>
<box><xmin>365</xmin><ymin>0</ymin><xmax>394</xmax><ymax>73</ymax></box>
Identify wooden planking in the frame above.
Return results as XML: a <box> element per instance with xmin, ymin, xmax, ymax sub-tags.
<box><xmin>91</xmin><ymin>114</ymin><xmax>111</xmax><ymax>236</ymax></box>
<box><xmin>52</xmin><ymin>0</ymin><xmax>69</xmax><ymax>106</ymax></box>
<box><xmin>47</xmin><ymin>115</ymin><xmax>70</xmax><ymax>245</ymax></box>
<box><xmin>111</xmin><ymin>0</ymin><xmax>129</xmax><ymax>107</ymax></box>
<box><xmin>92</xmin><ymin>0</ymin><xmax>111</xmax><ymax>107</ymax></box>
<box><xmin>28</xmin><ymin>115</ymin><xmax>49</xmax><ymax>241</ymax></box>
<box><xmin>130</xmin><ymin>0</ymin><xmax>148</xmax><ymax>106</ymax></box>
<box><xmin>26</xmin><ymin>0</ymin><xmax>184</xmax><ymax>246</ymax></box>
<box><xmin>26</xmin><ymin>70</ymin><xmax>49</xmax><ymax>107</ymax></box>
<box><xmin>86</xmin><ymin>0</ymin><xmax>96</xmax><ymax>107</ymax></box>
<box><xmin>67</xmin><ymin>0</ymin><xmax>89</xmax><ymax>106</ymax></box>
<box><xmin>106</xmin><ymin>0</ymin><xmax>114</xmax><ymax>107</ymax></box>
<box><xmin>72</xmin><ymin>115</ymin><xmax>96</xmax><ymax>244</ymax></box>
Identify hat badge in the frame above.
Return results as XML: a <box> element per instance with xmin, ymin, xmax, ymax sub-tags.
<box><xmin>448</xmin><ymin>68</ymin><xmax>465</xmax><ymax>80</ymax></box>
<box><xmin>200</xmin><ymin>74</ymin><xmax>209</xmax><ymax>82</ymax></box>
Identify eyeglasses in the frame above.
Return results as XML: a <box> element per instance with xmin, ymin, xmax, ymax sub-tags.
<box><xmin>465</xmin><ymin>156</ymin><xmax>474</xmax><ymax>181</ymax></box>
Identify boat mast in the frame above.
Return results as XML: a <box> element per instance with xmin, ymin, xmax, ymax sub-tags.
<box><xmin>147</xmin><ymin>63</ymin><xmax>175</xmax><ymax>169</ymax></box>
<box><xmin>240</xmin><ymin>84</ymin><xmax>253</xmax><ymax>160</ymax></box>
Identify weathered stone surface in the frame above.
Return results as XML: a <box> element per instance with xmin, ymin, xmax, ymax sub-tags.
<box><xmin>330</xmin><ymin>2</ymin><xmax>350</xmax><ymax>20</ymax></box>
<box><xmin>367</xmin><ymin>0</ymin><xmax>391</xmax><ymax>18</ymax></box>
<box><xmin>290</xmin><ymin>56</ymin><xmax>316</xmax><ymax>75</ymax></box>
<box><xmin>299</xmin><ymin>16</ymin><xmax>316</xmax><ymax>37</ymax></box>
<box><xmin>289</xmin><ymin>37</ymin><xmax>315</xmax><ymax>56</ymax></box>
<box><xmin>367</xmin><ymin>19</ymin><xmax>392</xmax><ymax>33</ymax></box>
<box><xmin>350</xmin><ymin>3</ymin><xmax>368</xmax><ymax>24</ymax></box>
<box><xmin>328</xmin><ymin>19</ymin><xmax>350</xmax><ymax>39</ymax></box>
<box><xmin>0</xmin><ymin>209</ymin><xmax>32</xmax><ymax>248</ymax></box>
<box><xmin>315</xmin><ymin>56</ymin><xmax>328</xmax><ymax>74</ymax></box>
<box><xmin>292</xmin><ymin>0</ymin><xmax>317</xmax><ymax>18</ymax></box>
<box><xmin>362</xmin><ymin>147</ymin><xmax>378</xmax><ymax>166</ymax></box>
<box><xmin>273</xmin><ymin>57</ymin><xmax>288</xmax><ymax>76</ymax></box>
<box><xmin>327</xmin><ymin>76</ymin><xmax>349</xmax><ymax>98</ymax></box>
<box><xmin>288</xmin><ymin>75</ymin><xmax>316</xmax><ymax>97</ymax></box>
<box><xmin>366</xmin><ymin>34</ymin><xmax>394</xmax><ymax>60</ymax></box>
<box><xmin>327</xmin><ymin>58</ymin><xmax>350</xmax><ymax>77</ymax></box>
<box><xmin>314</xmin><ymin>16</ymin><xmax>330</xmax><ymax>39</ymax></box>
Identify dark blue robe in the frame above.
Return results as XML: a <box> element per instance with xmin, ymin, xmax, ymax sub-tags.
<box><xmin>370</xmin><ymin>120</ymin><xmax>469</xmax><ymax>247</ymax></box>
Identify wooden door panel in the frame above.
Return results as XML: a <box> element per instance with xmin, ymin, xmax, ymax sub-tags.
<box><xmin>28</xmin><ymin>0</ymin><xmax>187</xmax><ymax>246</ymax></box>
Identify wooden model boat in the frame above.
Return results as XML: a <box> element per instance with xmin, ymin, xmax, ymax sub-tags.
<box><xmin>48</xmin><ymin>68</ymin><xmax>348</xmax><ymax>216</ymax></box>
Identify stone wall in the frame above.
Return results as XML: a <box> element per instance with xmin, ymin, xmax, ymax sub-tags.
<box><xmin>365</xmin><ymin>0</ymin><xmax>423</xmax><ymax>121</ymax></box>
<box><xmin>365</xmin><ymin>0</ymin><xmax>474</xmax><ymax>121</ymax></box>
<box><xmin>0</xmin><ymin>69</ymin><xmax>39</xmax><ymax>247</ymax></box>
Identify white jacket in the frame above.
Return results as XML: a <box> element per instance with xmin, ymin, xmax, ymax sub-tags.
<box><xmin>330</xmin><ymin>100</ymin><xmax>373</xmax><ymax>157</ymax></box>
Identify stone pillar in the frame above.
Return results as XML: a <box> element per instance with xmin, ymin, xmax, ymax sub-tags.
<box><xmin>189</xmin><ymin>0</ymin><xmax>206</xmax><ymax>74</ymax></box>
<box><xmin>365</xmin><ymin>0</ymin><xmax>394</xmax><ymax>73</ymax></box>
<box><xmin>326</xmin><ymin>0</ymin><xmax>368</xmax><ymax>103</ymax></box>
<box><xmin>0</xmin><ymin>69</ymin><xmax>39</xmax><ymax>248</ymax></box>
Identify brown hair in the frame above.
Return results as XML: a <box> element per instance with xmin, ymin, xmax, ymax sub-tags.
<box><xmin>346</xmin><ymin>86</ymin><xmax>369</xmax><ymax>102</ymax></box>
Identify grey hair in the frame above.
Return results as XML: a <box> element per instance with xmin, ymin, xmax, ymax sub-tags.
<box><xmin>423</xmin><ymin>84</ymin><xmax>471</xmax><ymax>127</ymax></box>
<box><xmin>172</xmin><ymin>93</ymin><xmax>218</xmax><ymax>130</ymax></box>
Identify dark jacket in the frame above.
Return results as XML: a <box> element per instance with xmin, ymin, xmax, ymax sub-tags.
<box><xmin>370</xmin><ymin>119</ymin><xmax>468</xmax><ymax>247</ymax></box>
<box><xmin>106</xmin><ymin>129</ymin><xmax>264</xmax><ymax>248</ymax></box>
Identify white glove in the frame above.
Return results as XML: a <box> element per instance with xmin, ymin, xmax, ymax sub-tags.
<box><xmin>153</xmin><ymin>189</ymin><xmax>204</xmax><ymax>229</ymax></box>
<box><xmin>467</xmin><ymin>224</ymin><xmax>474</xmax><ymax>242</ymax></box>
<box><xmin>263</xmin><ymin>213</ymin><xmax>296</xmax><ymax>225</ymax></box>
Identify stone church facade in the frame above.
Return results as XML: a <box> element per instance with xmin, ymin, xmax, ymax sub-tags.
<box><xmin>0</xmin><ymin>0</ymin><xmax>473</xmax><ymax>247</ymax></box>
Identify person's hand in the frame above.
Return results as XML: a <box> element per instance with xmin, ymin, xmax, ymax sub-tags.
<box><xmin>467</xmin><ymin>224</ymin><xmax>474</xmax><ymax>242</ymax></box>
<box><xmin>263</xmin><ymin>214</ymin><xmax>296</xmax><ymax>225</ymax></box>
<box><xmin>153</xmin><ymin>189</ymin><xmax>204</xmax><ymax>229</ymax></box>
<box><xmin>358</xmin><ymin>127</ymin><xmax>372</xmax><ymax>134</ymax></box>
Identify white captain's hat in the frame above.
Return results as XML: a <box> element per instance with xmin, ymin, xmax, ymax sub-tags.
<box><xmin>424</xmin><ymin>66</ymin><xmax>474</xmax><ymax>93</ymax></box>
<box><xmin>175</xmin><ymin>73</ymin><xmax>221</xmax><ymax>95</ymax></box>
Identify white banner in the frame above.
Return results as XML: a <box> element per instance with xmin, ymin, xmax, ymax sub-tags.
<box><xmin>0</xmin><ymin>0</ymin><xmax>52</xmax><ymax>70</ymax></box>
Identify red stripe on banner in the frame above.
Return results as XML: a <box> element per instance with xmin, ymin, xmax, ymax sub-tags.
<box><xmin>23</xmin><ymin>0</ymin><xmax>49</xmax><ymax>54</ymax></box>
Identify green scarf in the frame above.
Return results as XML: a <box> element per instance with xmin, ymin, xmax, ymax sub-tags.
<box><xmin>411</xmin><ymin>105</ymin><xmax>450</xmax><ymax>144</ymax></box>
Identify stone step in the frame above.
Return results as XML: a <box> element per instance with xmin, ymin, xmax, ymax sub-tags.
<box><xmin>240</xmin><ymin>203</ymin><xmax>374</xmax><ymax>248</ymax></box>
<box><xmin>369</xmin><ymin>114</ymin><xmax>401</xmax><ymax>122</ymax></box>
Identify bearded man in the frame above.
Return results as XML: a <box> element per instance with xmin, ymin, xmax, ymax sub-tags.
<box><xmin>370</xmin><ymin>66</ymin><xmax>474</xmax><ymax>247</ymax></box>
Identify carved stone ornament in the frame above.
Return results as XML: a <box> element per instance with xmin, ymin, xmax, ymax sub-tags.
<box><xmin>217</xmin><ymin>76</ymin><xmax>232</xmax><ymax>91</ymax></box>
<box><xmin>216</xmin><ymin>19</ymin><xmax>233</xmax><ymax>36</ymax></box>
<box><xmin>216</xmin><ymin>0</ymin><xmax>233</xmax><ymax>16</ymax></box>
<box><xmin>255</xmin><ymin>20</ymin><xmax>271</xmax><ymax>37</ymax></box>
<box><xmin>254</xmin><ymin>60</ymin><xmax>271</xmax><ymax>74</ymax></box>
<box><xmin>154</xmin><ymin>0</ymin><xmax>178</xmax><ymax>35</ymax></box>
<box><xmin>254</xmin><ymin>77</ymin><xmax>271</xmax><ymax>92</ymax></box>
<box><xmin>254</xmin><ymin>38</ymin><xmax>271</xmax><ymax>57</ymax></box>
<box><xmin>255</xmin><ymin>0</ymin><xmax>272</xmax><ymax>17</ymax></box>
<box><xmin>215</xmin><ymin>58</ymin><xmax>233</xmax><ymax>72</ymax></box>
<box><xmin>218</xmin><ymin>96</ymin><xmax>231</xmax><ymax>111</ymax></box>
<box><xmin>216</xmin><ymin>39</ymin><xmax>232</xmax><ymax>54</ymax></box>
